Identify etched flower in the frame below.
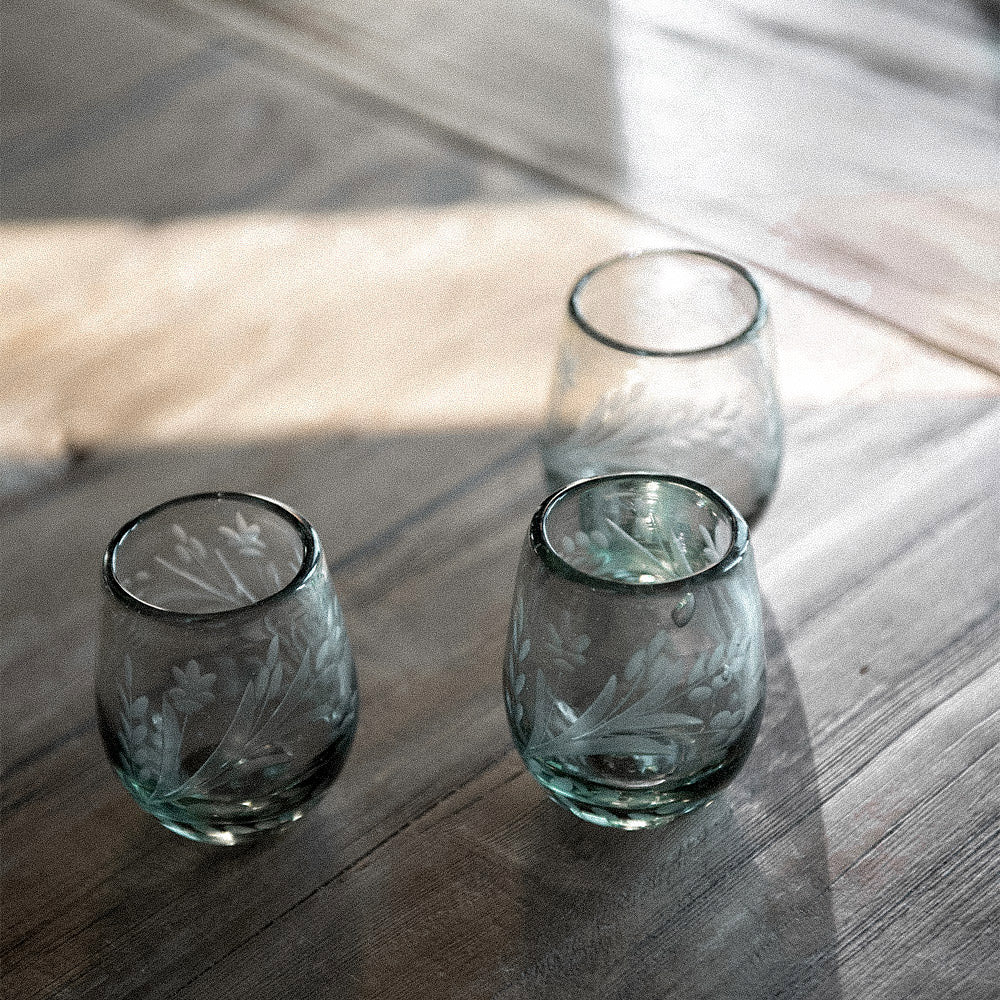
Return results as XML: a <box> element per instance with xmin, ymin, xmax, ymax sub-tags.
<box><xmin>169</xmin><ymin>659</ymin><xmax>216</xmax><ymax>714</ymax></box>
<box><xmin>218</xmin><ymin>511</ymin><xmax>266</xmax><ymax>557</ymax></box>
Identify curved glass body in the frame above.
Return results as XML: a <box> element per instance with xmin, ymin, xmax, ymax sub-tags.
<box><xmin>540</xmin><ymin>249</ymin><xmax>783</xmax><ymax>523</ymax></box>
<box><xmin>95</xmin><ymin>492</ymin><xmax>358</xmax><ymax>845</ymax></box>
<box><xmin>503</xmin><ymin>474</ymin><xmax>766</xmax><ymax>829</ymax></box>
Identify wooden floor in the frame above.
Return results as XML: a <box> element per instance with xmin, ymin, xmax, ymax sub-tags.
<box><xmin>2</xmin><ymin>1</ymin><xmax>999</xmax><ymax>998</ymax></box>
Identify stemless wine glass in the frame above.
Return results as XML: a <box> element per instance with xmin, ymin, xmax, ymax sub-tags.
<box><xmin>540</xmin><ymin>249</ymin><xmax>783</xmax><ymax>523</ymax></box>
<box><xmin>503</xmin><ymin>473</ymin><xmax>766</xmax><ymax>829</ymax></box>
<box><xmin>95</xmin><ymin>492</ymin><xmax>359</xmax><ymax>845</ymax></box>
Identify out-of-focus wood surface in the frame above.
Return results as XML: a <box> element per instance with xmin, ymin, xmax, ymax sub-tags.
<box><xmin>153</xmin><ymin>0</ymin><xmax>1000</xmax><ymax>371</ymax></box>
<box><xmin>2</xmin><ymin>1</ymin><xmax>999</xmax><ymax>998</ymax></box>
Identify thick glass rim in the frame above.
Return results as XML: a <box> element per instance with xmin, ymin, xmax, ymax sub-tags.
<box><xmin>530</xmin><ymin>473</ymin><xmax>749</xmax><ymax>594</ymax></box>
<box><xmin>568</xmin><ymin>248</ymin><xmax>768</xmax><ymax>358</ymax></box>
<box><xmin>102</xmin><ymin>491</ymin><xmax>319</xmax><ymax>622</ymax></box>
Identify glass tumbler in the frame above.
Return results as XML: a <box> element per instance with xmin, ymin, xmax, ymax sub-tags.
<box><xmin>503</xmin><ymin>474</ymin><xmax>766</xmax><ymax>829</ymax></box>
<box><xmin>96</xmin><ymin>492</ymin><xmax>359</xmax><ymax>845</ymax></box>
<box><xmin>540</xmin><ymin>249</ymin><xmax>782</xmax><ymax>523</ymax></box>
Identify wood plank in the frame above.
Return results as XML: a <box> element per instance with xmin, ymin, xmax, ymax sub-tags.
<box><xmin>0</xmin><ymin>0</ymin><xmax>555</xmax><ymax>223</ymax></box>
<box><xmin>2</xmin><ymin>197</ymin><xmax>990</xmax><ymax>488</ymax></box>
<box><xmin>163</xmin><ymin>400</ymin><xmax>1000</xmax><ymax>1000</ymax></box>
<box><xmin>4</xmin><ymin>200</ymin><xmax>998</xmax><ymax>997</ymax></box>
<box><xmin>149</xmin><ymin>0</ymin><xmax>1000</xmax><ymax>370</ymax></box>
<box><xmin>7</xmin><ymin>393</ymin><xmax>996</xmax><ymax>998</ymax></box>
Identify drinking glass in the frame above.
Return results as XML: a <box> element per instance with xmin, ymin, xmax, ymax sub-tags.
<box><xmin>503</xmin><ymin>474</ymin><xmax>766</xmax><ymax>829</ymax></box>
<box><xmin>95</xmin><ymin>492</ymin><xmax>358</xmax><ymax>845</ymax></box>
<box><xmin>540</xmin><ymin>249</ymin><xmax>782</xmax><ymax>523</ymax></box>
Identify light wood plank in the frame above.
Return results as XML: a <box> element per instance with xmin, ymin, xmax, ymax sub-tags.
<box><xmin>151</xmin><ymin>0</ymin><xmax>1000</xmax><ymax>370</ymax></box>
<box><xmin>3</xmin><ymin>198</ymin><xmax>991</xmax><ymax>487</ymax></box>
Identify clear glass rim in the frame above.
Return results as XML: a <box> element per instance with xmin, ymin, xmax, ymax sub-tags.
<box><xmin>102</xmin><ymin>491</ymin><xmax>319</xmax><ymax>622</ymax></box>
<box><xmin>530</xmin><ymin>473</ymin><xmax>749</xmax><ymax>594</ymax></box>
<box><xmin>568</xmin><ymin>248</ymin><xmax>768</xmax><ymax>358</ymax></box>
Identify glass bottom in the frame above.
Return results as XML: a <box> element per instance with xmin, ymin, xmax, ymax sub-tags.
<box><xmin>156</xmin><ymin>804</ymin><xmax>310</xmax><ymax>846</ymax></box>
<box><xmin>116</xmin><ymin>726</ymin><xmax>356</xmax><ymax>845</ymax></box>
<box><xmin>522</xmin><ymin>698</ymin><xmax>764</xmax><ymax>830</ymax></box>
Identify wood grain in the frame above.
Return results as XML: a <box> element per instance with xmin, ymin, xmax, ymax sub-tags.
<box><xmin>2</xmin><ymin>198</ymin><xmax>991</xmax><ymax>487</ymax></box>
<box><xmin>4</xmin><ymin>259</ymin><xmax>999</xmax><ymax>998</ymax></box>
<box><xmin>3</xmin><ymin>1</ymin><xmax>1000</xmax><ymax>997</ymax></box>
<box><xmin>1</xmin><ymin>0</ymin><xmax>556</xmax><ymax>223</ymax></box>
<box><xmin>4</xmin><ymin>401</ymin><xmax>999</xmax><ymax>998</ymax></box>
<box><xmin>147</xmin><ymin>0</ymin><xmax>1000</xmax><ymax>371</ymax></box>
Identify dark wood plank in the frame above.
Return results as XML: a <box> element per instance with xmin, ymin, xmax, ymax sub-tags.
<box><xmin>151</xmin><ymin>0</ymin><xmax>1000</xmax><ymax>371</ymax></box>
<box><xmin>4</xmin><ymin>298</ymin><xmax>998</xmax><ymax>998</ymax></box>
<box><xmin>172</xmin><ymin>394</ymin><xmax>1000</xmax><ymax>1000</ymax></box>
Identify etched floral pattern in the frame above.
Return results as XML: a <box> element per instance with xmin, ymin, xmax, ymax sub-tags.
<box><xmin>119</xmin><ymin>511</ymin><xmax>299</xmax><ymax>613</ymax></box>
<box><xmin>112</xmin><ymin>595</ymin><xmax>354</xmax><ymax>809</ymax></box>
<box><xmin>169</xmin><ymin>660</ymin><xmax>217</xmax><ymax>713</ymax></box>
<box><xmin>515</xmin><ymin>625</ymin><xmax>757</xmax><ymax>763</ymax></box>
<box><xmin>543</xmin><ymin>382</ymin><xmax>753</xmax><ymax>485</ymax></box>
<box><xmin>504</xmin><ymin>518</ymin><xmax>763</xmax><ymax>773</ymax></box>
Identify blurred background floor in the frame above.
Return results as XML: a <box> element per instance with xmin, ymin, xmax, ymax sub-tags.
<box><xmin>2</xmin><ymin>0</ymin><xmax>999</xmax><ymax>484</ymax></box>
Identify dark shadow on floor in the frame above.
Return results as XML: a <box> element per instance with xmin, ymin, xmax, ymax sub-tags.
<box><xmin>496</xmin><ymin>603</ymin><xmax>842</xmax><ymax>1000</ymax></box>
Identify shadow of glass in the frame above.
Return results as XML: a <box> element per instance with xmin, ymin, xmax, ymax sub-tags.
<box><xmin>495</xmin><ymin>603</ymin><xmax>842</xmax><ymax>999</ymax></box>
<box><xmin>9</xmin><ymin>390</ymin><xmax>999</xmax><ymax>997</ymax></box>
<box><xmin>58</xmin><ymin>789</ymin><xmax>362</xmax><ymax>999</ymax></box>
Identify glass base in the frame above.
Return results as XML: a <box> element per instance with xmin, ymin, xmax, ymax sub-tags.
<box><xmin>523</xmin><ymin>699</ymin><xmax>763</xmax><ymax>830</ymax></box>
<box><xmin>547</xmin><ymin>786</ymin><xmax>712</xmax><ymax>829</ymax></box>
<box><xmin>153</xmin><ymin>801</ymin><xmax>314</xmax><ymax>845</ymax></box>
<box><xmin>115</xmin><ymin>725</ymin><xmax>355</xmax><ymax>846</ymax></box>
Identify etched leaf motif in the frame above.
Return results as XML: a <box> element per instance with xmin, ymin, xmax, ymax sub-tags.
<box><xmin>520</xmin><ymin>622</ymin><xmax>758</xmax><ymax>761</ymax></box>
<box><xmin>506</xmin><ymin>592</ymin><xmax>526</xmax><ymax>681</ymax></box>
<box><xmin>542</xmin><ymin>611</ymin><xmax>591</xmax><ymax>673</ymax></box>
<box><xmin>559</xmin><ymin>528</ymin><xmax>612</xmax><ymax>576</ymax></box>
<box><xmin>119</xmin><ymin>601</ymin><xmax>355</xmax><ymax>806</ymax></box>
<box><xmin>545</xmin><ymin>383</ymin><xmax>753</xmax><ymax>483</ymax></box>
